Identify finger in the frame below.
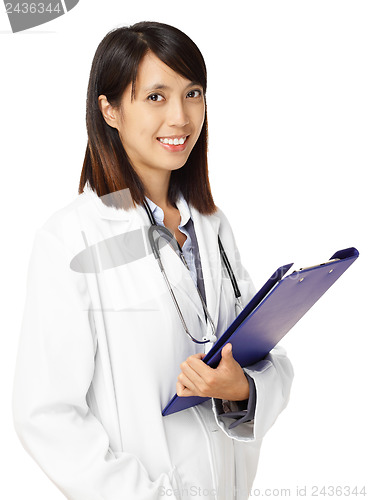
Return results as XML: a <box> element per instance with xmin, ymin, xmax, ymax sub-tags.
<box><xmin>178</xmin><ymin>363</ymin><xmax>203</xmax><ymax>391</ymax></box>
<box><xmin>176</xmin><ymin>380</ymin><xmax>192</xmax><ymax>397</ymax></box>
<box><xmin>185</xmin><ymin>356</ymin><xmax>213</xmax><ymax>379</ymax></box>
<box><xmin>178</xmin><ymin>372</ymin><xmax>198</xmax><ymax>392</ymax></box>
<box><xmin>187</xmin><ymin>352</ymin><xmax>206</xmax><ymax>361</ymax></box>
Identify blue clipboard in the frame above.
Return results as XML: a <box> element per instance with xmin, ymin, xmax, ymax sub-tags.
<box><xmin>162</xmin><ymin>247</ymin><xmax>359</xmax><ymax>416</ymax></box>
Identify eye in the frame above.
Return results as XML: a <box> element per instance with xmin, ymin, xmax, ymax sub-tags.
<box><xmin>147</xmin><ymin>93</ymin><xmax>164</xmax><ymax>102</ymax></box>
<box><xmin>186</xmin><ymin>89</ymin><xmax>202</xmax><ymax>99</ymax></box>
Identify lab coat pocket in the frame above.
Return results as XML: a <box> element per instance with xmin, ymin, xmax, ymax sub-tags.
<box><xmin>111</xmin><ymin>453</ymin><xmax>183</xmax><ymax>499</ymax></box>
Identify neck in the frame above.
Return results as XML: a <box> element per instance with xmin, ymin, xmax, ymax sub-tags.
<box><xmin>137</xmin><ymin>167</ymin><xmax>174</xmax><ymax>210</ymax></box>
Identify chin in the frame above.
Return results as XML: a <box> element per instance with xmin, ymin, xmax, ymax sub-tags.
<box><xmin>158</xmin><ymin>157</ymin><xmax>189</xmax><ymax>173</ymax></box>
<box><xmin>172</xmin><ymin>160</ymin><xmax>188</xmax><ymax>171</ymax></box>
<box><xmin>168</xmin><ymin>163</ymin><xmax>188</xmax><ymax>174</ymax></box>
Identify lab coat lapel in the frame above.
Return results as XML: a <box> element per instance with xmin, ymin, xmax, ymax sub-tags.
<box><xmin>88</xmin><ymin>190</ymin><xmax>223</xmax><ymax>330</ymax></box>
<box><xmin>190</xmin><ymin>207</ymin><xmax>222</xmax><ymax>333</ymax></box>
<box><xmin>159</xmin><ymin>243</ymin><xmax>208</xmax><ymax>326</ymax></box>
<box><xmin>134</xmin><ymin>204</ymin><xmax>208</xmax><ymax>326</ymax></box>
<box><xmin>137</xmin><ymin>203</ymin><xmax>223</xmax><ymax>332</ymax></box>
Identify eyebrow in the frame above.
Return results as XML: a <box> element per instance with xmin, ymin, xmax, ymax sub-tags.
<box><xmin>142</xmin><ymin>81</ymin><xmax>202</xmax><ymax>92</ymax></box>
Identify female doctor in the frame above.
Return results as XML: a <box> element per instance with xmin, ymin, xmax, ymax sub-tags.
<box><xmin>12</xmin><ymin>21</ymin><xmax>294</xmax><ymax>500</ymax></box>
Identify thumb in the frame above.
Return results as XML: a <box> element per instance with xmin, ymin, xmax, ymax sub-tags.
<box><xmin>221</xmin><ymin>343</ymin><xmax>233</xmax><ymax>360</ymax></box>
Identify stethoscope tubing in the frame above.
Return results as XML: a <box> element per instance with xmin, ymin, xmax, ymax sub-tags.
<box><xmin>148</xmin><ymin>224</ymin><xmax>215</xmax><ymax>344</ymax></box>
<box><xmin>142</xmin><ymin>198</ymin><xmax>241</xmax><ymax>344</ymax></box>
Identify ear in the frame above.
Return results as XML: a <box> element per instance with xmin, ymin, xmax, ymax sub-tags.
<box><xmin>98</xmin><ymin>95</ymin><xmax>119</xmax><ymax>129</ymax></box>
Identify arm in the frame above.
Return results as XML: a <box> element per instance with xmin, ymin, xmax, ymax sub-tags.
<box><xmin>13</xmin><ymin>228</ymin><xmax>179</xmax><ymax>500</ymax></box>
<box><xmin>177</xmin><ymin>338</ymin><xmax>293</xmax><ymax>442</ymax></box>
<box><xmin>213</xmin><ymin>208</ymin><xmax>294</xmax><ymax>440</ymax></box>
<box><xmin>219</xmin><ymin>372</ymin><xmax>256</xmax><ymax>428</ymax></box>
<box><xmin>177</xmin><ymin>207</ymin><xmax>294</xmax><ymax>440</ymax></box>
<box><xmin>212</xmin><ymin>345</ymin><xmax>294</xmax><ymax>441</ymax></box>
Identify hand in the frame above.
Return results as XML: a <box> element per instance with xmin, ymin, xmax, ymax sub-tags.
<box><xmin>176</xmin><ymin>343</ymin><xmax>249</xmax><ymax>401</ymax></box>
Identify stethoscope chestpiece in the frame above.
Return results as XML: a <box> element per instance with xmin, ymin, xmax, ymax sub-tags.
<box><xmin>201</xmin><ymin>333</ymin><xmax>217</xmax><ymax>343</ymax></box>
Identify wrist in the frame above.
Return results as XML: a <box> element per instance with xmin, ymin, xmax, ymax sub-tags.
<box><xmin>233</xmin><ymin>374</ymin><xmax>249</xmax><ymax>401</ymax></box>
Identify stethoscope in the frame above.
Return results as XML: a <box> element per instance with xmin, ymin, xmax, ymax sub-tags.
<box><xmin>142</xmin><ymin>198</ymin><xmax>243</xmax><ymax>345</ymax></box>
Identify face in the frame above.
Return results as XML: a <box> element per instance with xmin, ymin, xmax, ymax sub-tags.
<box><xmin>101</xmin><ymin>51</ymin><xmax>205</xmax><ymax>180</ymax></box>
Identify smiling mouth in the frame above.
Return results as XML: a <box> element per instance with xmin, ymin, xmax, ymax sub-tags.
<box><xmin>157</xmin><ymin>135</ymin><xmax>189</xmax><ymax>146</ymax></box>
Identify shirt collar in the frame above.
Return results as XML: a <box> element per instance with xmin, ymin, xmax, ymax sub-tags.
<box><xmin>144</xmin><ymin>192</ymin><xmax>192</xmax><ymax>227</ymax></box>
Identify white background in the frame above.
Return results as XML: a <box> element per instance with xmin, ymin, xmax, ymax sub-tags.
<box><xmin>1</xmin><ymin>1</ymin><xmax>367</xmax><ymax>498</ymax></box>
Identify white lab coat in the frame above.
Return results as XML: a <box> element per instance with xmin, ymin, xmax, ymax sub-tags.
<box><xmin>13</xmin><ymin>185</ymin><xmax>294</xmax><ymax>500</ymax></box>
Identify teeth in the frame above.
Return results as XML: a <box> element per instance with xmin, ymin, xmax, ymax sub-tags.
<box><xmin>159</xmin><ymin>136</ymin><xmax>187</xmax><ymax>145</ymax></box>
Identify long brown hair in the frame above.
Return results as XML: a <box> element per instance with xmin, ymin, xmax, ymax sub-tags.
<box><xmin>78</xmin><ymin>21</ymin><xmax>217</xmax><ymax>214</ymax></box>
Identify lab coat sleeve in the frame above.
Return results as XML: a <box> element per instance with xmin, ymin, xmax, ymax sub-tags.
<box><xmin>217</xmin><ymin>371</ymin><xmax>257</xmax><ymax>428</ymax></box>
<box><xmin>213</xmin><ymin>345</ymin><xmax>294</xmax><ymax>441</ymax></box>
<box><xmin>211</xmin><ymin>208</ymin><xmax>294</xmax><ymax>442</ymax></box>
<box><xmin>12</xmin><ymin>228</ymin><xmax>180</xmax><ymax>500</ymax></box>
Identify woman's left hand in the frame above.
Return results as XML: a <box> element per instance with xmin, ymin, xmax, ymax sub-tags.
<box><xmin>176</xmin><ymin>343</ymin><xmax>249</xmax><ymax>401</ymax></box>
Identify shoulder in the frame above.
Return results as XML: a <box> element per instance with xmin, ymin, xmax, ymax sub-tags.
<box><xmin>39</xmin><ymin>190</ymin><xmax>93</xmax><ymax>242</ymax></box>
<box><xmin>190</xmin><ymin>203</ymin><xmax>241</xmax><ymax>256</ymax></box>
<box><xmin>189</xmin><ymin>201</ymin><xmax>238</xmax><ymax>241</ymax></box>
<box><xmin>39</xmin><ymin>186</ymin><xmax>136</xmax><ymax>235</ymax></box>
<box><xmin>190</xmin><ymin>202</ymin><xmax>232</xmax><ymax>228</ymax></box>
<box><xmin>32</xmin><ymin>187</ymin><xmax>145</xmax><ymax>264</ymax></box>
<box><xmin>213</xmin><ymin>205</ymin><xmax>232</xmax><ymax>227</ymax></box>
<box><xmin>212</xmin><ymin>205</ymin><xmax>237</xmax><ymax>241</ymax></box>
<box><xmin>33</xmin><ymin>185</ymin><xmax>118</xmax><ymax>258</ymax></box>
<box><xmin>25</xmin><ymin>192</ymin><xmax>96</xmax><ymax>268</ymax></box>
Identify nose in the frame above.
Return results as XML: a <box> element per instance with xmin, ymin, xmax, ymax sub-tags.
<box><xmin>167</xmin><ymin>99</ymin><xmax>190</xmax><ymax>128</ymax></box>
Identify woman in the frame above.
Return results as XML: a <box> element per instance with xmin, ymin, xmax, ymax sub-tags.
<box><xmin>13</xmin><ymin>21</ymin><xmax>293</xmax><ymax>499</ymax></box>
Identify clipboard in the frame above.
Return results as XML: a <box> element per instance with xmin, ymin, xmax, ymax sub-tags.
<box><xmin>162</xmin><ymin>247</ymin><xmax>359</xmax><ymax>416</ymax></box>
